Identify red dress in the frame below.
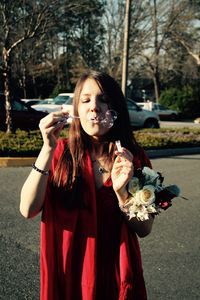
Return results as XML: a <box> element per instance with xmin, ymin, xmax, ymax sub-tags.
<box><xmin>40</xmin><ymin>139</ymin><xmax>151</xmax><ymax>300</ymax></box>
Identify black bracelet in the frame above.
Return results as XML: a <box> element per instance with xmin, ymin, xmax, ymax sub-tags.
<box><xmin>32</xmin><ymin>163</ymin><xmax>50</xmax><ymax>176</ymax></box>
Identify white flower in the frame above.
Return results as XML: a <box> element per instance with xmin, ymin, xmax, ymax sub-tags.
<box><xmin>128</xmin><ymin>177</ymin><xmax>139</xmax><ymax>195</ymax></box>
<box><xmin>128</xmin><ymin>201</ymin><xmax>138</xmax><ymax>213</ymax></box>
<box><xmin>118</xmin><ymin>165</ymin><xmax>180</xmax><ymax>221</ymax></box>
<box><xmin>142</xmin><ymin>167</ymin><xmax>160</xmax><ymax>186</ymax></box>
<box><xmin>146</xmin><ymin>204</ymin><xmax>157</xmax><ymax>214</ymax></box>
<box><xmin>129</xmin><ymin>210</ymin><xmax>137</xmax><ymax>219</ymax></box>
<box><xmin>136</xmin><ymin>185</ymin><xmax>155</xmax><ymax>206</ymax></box>
<box><xmin>142</xmin><ymin>167</ymin><xmax>158</xmax><ymax>178</ymax></box>
<box><xmin>136</xmin><ymin>206</ymin><xmax>149</xmax><ymax>221</ymax></box>
<box><xmin>124</xmin><ymin>197</ymin><xmax>136</xmax><ymax>209</ymax></box>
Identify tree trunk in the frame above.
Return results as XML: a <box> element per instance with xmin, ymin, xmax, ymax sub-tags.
<box><xmin>22</xmin><ymin>66</ymin><xmax>27</xmax><ymax>99</ymax></box>
<box><xmin>2</xmin><ymin>47</ymin><xmax>12</xmax><ymax>133</ymax></box>
<box><xmin>121</xmin><ymin>0</ymin><xmax>131</xmax><ymax>97</ymax></box>
<box><xmin>152</xmin><ymin>0</ymin><xmax>160</xmax><ymax>103</ymax></box>
<box><xmin>153</xmin><ymin>69</ymin><xmax>160</xmax><ymax>103</ymax></box>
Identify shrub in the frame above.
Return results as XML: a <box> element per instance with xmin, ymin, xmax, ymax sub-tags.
<box><xmin>0</xmin><ymin>130</ymin><xmax>43</xmax><ymax>156</ymax></box>
<box><xmin>160</xmin><ymin>86</ymin><xmax>200</xmax><ymax>115</ymax></box>
<box><xmin>134</xmin><ymin>128</ymin><xmax>200</xmax><ymax>149</ymax></box>
<box><xmin>0</xmin><ymin>128</ymin><xmax>200</xmax><ymax>157</ymax></box>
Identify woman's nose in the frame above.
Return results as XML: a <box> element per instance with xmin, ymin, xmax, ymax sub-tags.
<box><xmin>90</xmin><ymin>107</ymin><xmax>100</xmax><ymax>112</ymax></box>
<box><xmin>90</xmin><ymin>98</ymin><xmax>100</xmax><ymax>112</ymax></box>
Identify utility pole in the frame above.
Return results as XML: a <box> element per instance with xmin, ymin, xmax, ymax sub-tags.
<box><xmin>121</xmin><ymin>0</ymin><xmax>131</xmax><ymax>97</ymax></box>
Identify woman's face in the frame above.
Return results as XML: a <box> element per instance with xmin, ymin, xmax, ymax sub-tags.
<box><xmin>78</xmin><ymin>78</ymin><xmax>110</xmax><ymax>138</ymax></box>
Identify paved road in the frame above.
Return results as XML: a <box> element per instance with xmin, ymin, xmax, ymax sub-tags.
<box><xmin>140</xmin><ymin>154</ymin><xmax>200</xmax><ymax>300</ymax></box>
<box><xmin>160</xmin><ymin>120</ymin><xmax>199</xmax><ymax>128</ymax></box>
<box><xmin>0</xmin><ymin>154</ymin><xmax>200</xmax><ymax>300</ymax></box>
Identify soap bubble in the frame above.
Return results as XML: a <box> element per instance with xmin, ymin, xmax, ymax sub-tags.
<box><xmin>64</xmin><ymin>109</ymin><xmax>118</xmax><ymax>128</ymax></box>
<box><xmin>101</xmin><ymin>110</ymin><xmax>117</xmax><ymax>128</ymax></box>
<box><xmin>87</xmin><ymin>109</ymin><xmax>117</xmax><ymax>128</ymax></box>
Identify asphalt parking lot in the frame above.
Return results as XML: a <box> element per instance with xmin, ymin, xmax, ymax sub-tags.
<box><xmin>0</xmin><ymin>153</ymin><xmax>200</xmax><ymax>300</ymax></box>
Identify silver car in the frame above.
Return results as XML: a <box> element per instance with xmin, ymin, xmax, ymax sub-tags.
<box><xmin>138</xmin><ymin>102</ymin><xmax>178</xmax><ymax>121</ymax></box>
<box><xmin>127</xmin><ymin>99</ymin><xmax>160</xmax><ymax>128</ymax></box>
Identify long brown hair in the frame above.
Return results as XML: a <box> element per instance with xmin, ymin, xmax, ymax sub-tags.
<box><xmin>53</xmin><ymin>70</ymin><xmax>138</xmax><ymax>188</ymax></box>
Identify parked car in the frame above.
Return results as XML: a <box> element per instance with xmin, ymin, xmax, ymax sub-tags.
<box><xmin>21</xmin><ymin>99</ymin><xmax>42</xmax><ymax>107</ymax></box>
<box><xmin>194</xmin><ymin>117</ymin><xmax>200</xmax><ymax>124</ymax></box>
<box><xmin>0</xmin><ymin>94</ymin><xmax>47</xmax><ymax>131</ymax></box>
<box><xmin>138</xmin><ymin>101</ymin><xmax>179</xmax><ymax>120</ymax></box>
<box><xmin>32</xmin><ymin>93</ymin><xmax>73</xmax><ymax>113</ymax></box>
<box><xmin>127</xmin><ymin>99</ymin><xmax>160</xmax><ymax>128</ymax></box>
<box><xmin>61</xmin><ymin>97</ymin><xmax>160</xmax><ymax>129</ymax></box>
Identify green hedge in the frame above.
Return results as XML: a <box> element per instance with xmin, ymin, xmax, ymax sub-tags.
<box><xmin>134</xmin><ymin>128</ymin><xmax>200</xmax><ymax>149</ymax></box>
<box><xmin>0</xmin><ymin>130</ymin><xmax>43</xmax><ymax>157</ymax></box>
<box><xmin>0</xmin><ymin>128</ymin><xmax>200</xmax><ymax>157</ymax></box>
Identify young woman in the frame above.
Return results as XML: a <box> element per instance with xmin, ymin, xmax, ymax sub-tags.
<box><xmin>20</xmin><ymin>70</ymin><xmax>154</xmax><ymax>300</ymax></box>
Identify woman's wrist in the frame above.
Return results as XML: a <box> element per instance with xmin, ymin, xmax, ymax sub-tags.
<box><xmin>32</xmin><ymin>162</ymin><xmax>50</xmax><ymax>175</ymax></box>
<box><xmin>115</xmin><ymin>187</ymin><xmax>129</xmax><ymax>206</ymax></box>
<box><xmin>31</xmin><ymin>144</ymin><xmax>55</xmax><ymax>175</ymax></box>
<box><xmin>41</xmin><ymin>143</ymin><xmax>56</xmax><ymax>154</ymax></box>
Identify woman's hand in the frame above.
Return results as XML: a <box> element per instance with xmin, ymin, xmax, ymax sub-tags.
<box><xmin>39</xmin><ymin>111</ymin><xmax>69</xmax><ymax>150</ymax></box>
<box><xmin>111</xmin><ymin>147</ymin><xmax>134</xmax><ymax>204</ymax></box>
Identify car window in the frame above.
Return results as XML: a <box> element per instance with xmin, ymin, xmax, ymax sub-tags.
<box><xmin>158</xmin><ymin>105</ymin><xmax>166</xmax><ymax>110</ymax></box>
<box><xmin>152</xmin><ymin>104</ymin><xmax>157</xmax><ymax>110</ymax></box>
<box><xmin>12</xmin><ymin>101</ymin><xmax>28</xmax><ymax>111</ymax></box>
<box><xmin>54</xmin><ymin>96</ymin><xmax>72</xmax><ymax>105</ymax></box>
<box><xmin>64</xmin><ymin>98</ymin><xmax>72</xmax><ymax>104</ymax></box>
<box><xmin>127</xmin><ymin>100</ymin><xmax>139</xmax><ymax>111</ymax></box>
<box><xmin>41</xmin><ymin>99</ymin><xmax>53</xmax><ymax>104</ymax></box>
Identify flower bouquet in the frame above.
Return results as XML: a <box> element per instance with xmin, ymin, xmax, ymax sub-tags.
<box><xmin>123</xmin><ymin>167</ymin><xmax>180</xmax><ymax>221</ymax></box>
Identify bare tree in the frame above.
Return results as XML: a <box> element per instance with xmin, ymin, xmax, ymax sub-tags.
<box><xmin>0</xmin><ymin>0</ymin><xmax>61</xmax><ymax>131</ymax></box>
<box><xmin>102</xmin><ymin>0</ymin><xmax>125</xmax><ymax>80</ymax></box>
<box><xmin>0</xmin><ymin>0</ymin><xmax>89</xmax><ymax>132</ymax></box>
<box><xmin>127</xmin><ymin>0</ymin><xmax>196</xmax><ymax>102</ymax></box>
<box><xmin>167</xmin><ymin>1</ymin><xmax>200</xmax><ymax>66</ymax></box>
<box><xmin>137</xmin><ymin>0</ymin><xmax>187</xmax><ymax>101</ymax></box>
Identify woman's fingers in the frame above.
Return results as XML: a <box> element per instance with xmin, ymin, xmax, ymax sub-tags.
<box><xmin>38</xmin><ymin>112</ymin><xmax>69</xmax><ymax>148</ymax></box>
<box><xmin>112</xmin><ymin>147</ymin><xmax>134</xmax><ymax>184</ymax></box>
<box><xmin>115</xmin><ymin>147</ymin><xmax>133</xmax><ymax>161</ymax></box>
<box><xmin>114</xmin><ymin>148</ymin><xmax>133</xmax><ymax>168</ymax></box>
<box><xmin>113</xmin><ymin>157</ymin><xmax>133</xmax><ymax>177</ymax></box>
<box><xmin>39</xmin><ymin>112</ymin><xmax>68</xmax><ymax>129</ymax></box>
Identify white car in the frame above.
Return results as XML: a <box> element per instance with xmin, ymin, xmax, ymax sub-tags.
<box><xmin>62</xmin><ymin>98</ymin><xmax>160</xmax><ymax>129</ymax></box>
<box><xmin>194</xmin><ymin>117</ymin><xmax>200</xmax><ymax>124</ymax></box>
<box><xmin>21</xmin><ymin>98</ymin><xmax>42</xmax><ymax>107</ymax></box>
<box><xmin>32</xmin><ymin>93</ymin><xmax>73</xmax><ymax>113</ymax></box>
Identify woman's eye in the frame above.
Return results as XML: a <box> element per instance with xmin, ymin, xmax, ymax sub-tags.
<box><xmin>81</xmin><ymin>98</ymin><xmax>90</xmax><ymax>103</ymax></box>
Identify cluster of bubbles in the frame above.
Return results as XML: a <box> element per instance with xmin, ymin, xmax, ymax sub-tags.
<box><xmin>88</xmin><ymin>109</ymin><xmax>118</xmax><ymax>128</ymax></box>
<box><xmin>64</xmin><ymin>109</ymin><xmax>118</xmax><ymax>128</ymax></box>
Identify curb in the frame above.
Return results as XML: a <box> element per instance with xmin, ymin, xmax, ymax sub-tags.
<box><xmin>147</xmin><ymin>147</ymin><xmax>200</xmax><ymax>158</ymax></box>
<box><xmin>1</xmin><ymin>147</ymin><xmax>200</xmax><ymax>167</ymax></box>
<box><xmin>0</xmin><ymin>157</ymin><xmax>35</xmax><ymax>167</ymax></box>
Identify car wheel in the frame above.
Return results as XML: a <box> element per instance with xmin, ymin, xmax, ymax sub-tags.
<box><xmin>144</xmin><ymin>119</ymin><xmax>159</xmax><ymax>128</ymax></box>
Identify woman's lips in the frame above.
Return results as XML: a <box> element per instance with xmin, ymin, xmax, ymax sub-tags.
<box><xmin>88</xmin><ymin>115</ymin><xmax>103</xmax><ymax>123</ymax></box>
